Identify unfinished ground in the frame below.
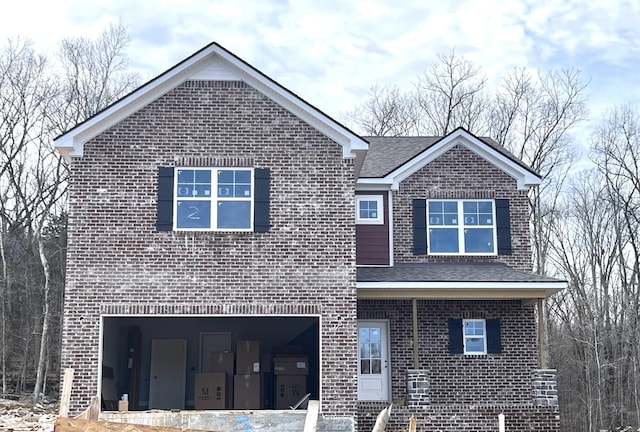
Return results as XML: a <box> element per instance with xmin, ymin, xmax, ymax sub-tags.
<box><xmin>0</xmin><ymin>398</ymin><xmax>57</xmax><ymax>432</ymax></box>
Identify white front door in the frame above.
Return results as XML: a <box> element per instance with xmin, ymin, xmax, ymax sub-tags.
<box><xmin>149</xmin><ymin>339</ymin><xmax>187</xmax><ymax>409</ymax></box>
<box><xmin>358</xmin><ymin>321</ymin><xmax>390</xmax><ymax>401</ymax></box>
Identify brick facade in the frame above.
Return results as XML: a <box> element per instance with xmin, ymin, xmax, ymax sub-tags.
<box><xmin>358</xmin><ymin>299</ymin><xmax>556</xmax><ymax>431</ymax></box>
<box><xmin>61</xmin><ymin>81</ymin><xmax>358</xmax><ymax>416</ymax></box>
<box><xmin>392</xmin><ymin>144</ymin><xmax>533</xmax><ymax>271</ymax></box>
<box><xmin>58</xmin><ymin>47</ymin><xmax>558</xmax><ymax>432</ymax></box>
<box><xmin>358</xmin><ymin>299</ymin><xmax>538</xmax><ymax>405</ymax></box>
<box><xmin>357</xmin><ymin>403</ymin><xmax>560</xmax><ymax>432</ymax></box>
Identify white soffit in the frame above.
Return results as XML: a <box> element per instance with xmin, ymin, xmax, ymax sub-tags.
<box><xmin>55</xmin><ymin>43</ymin><xmax>368</xmax><ymax>161</ymax></box>
<box><xmin>357</xmin><ymin>280</ymin><xmax>566</xmax><ymax>300</ymax></box>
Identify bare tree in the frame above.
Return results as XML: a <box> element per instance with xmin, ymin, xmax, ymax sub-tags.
<box><xmin>31</xmin><ymin>22</ymin><xmax>140</xmax><ymax>402</ymax></box>
<box><xmin>0</xmin><ymin>38</ymin><xmax>55</xmax><ymax>397</ymax></box>
<box><xmin>50</xmin><ymin>21</ymin><xmax>140</xmax><ymax>133</ymax></box>
<box><xmin>488</xmin><ymin>67</ymin><xmax>588</xmax><ymax>275</ymax></box>
<box><xmin>414</xmin><ymin>50</ymin><xmax>489</xmax><ymax>135</ymax></box>
<box><xmin>548</xmin><ymin>105</ymin><xmax>640</xmax><ymax>430</ymax></box>
<box><xmin>344</xmin><ymin>84</ymin><xmax>420</xmax><ymax>136</ymax></box>
<box><xmin>0</xmin><ymin>22</ymin><xmax>140</xmax><ymax>401</ymax></box>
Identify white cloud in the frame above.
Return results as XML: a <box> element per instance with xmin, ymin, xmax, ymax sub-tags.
<box><xmin>1</xmin><ymin>0</ymin><xmax>640</xmax><ymax>133</ymax></box>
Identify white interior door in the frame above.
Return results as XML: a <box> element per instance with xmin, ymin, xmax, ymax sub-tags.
<box><xmin>149</xmin><ymin>339</ymin><xmax>187</xmax><ymax>409</ymax></box>
<box><xmin>358</xmin><ymin>321</ymin><xmax>390</xmax><ymax>401</ymax></box>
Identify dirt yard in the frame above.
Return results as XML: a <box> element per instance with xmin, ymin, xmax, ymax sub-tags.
<box><xmin>0</xmin><ymin>398</ymin><xmax>57</xmax><ymax>432</ymax></box>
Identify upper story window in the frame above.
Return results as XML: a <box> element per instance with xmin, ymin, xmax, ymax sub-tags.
<box><xmin>427</xmin><ymin>200</ymin><xmax>496</xmax><ymax>255</ymax></box>
<box><xmin>156</xmin><ymin>166</ymin><xmax>270</xmax><ymax>233</ymax></box>
<box><xmin>175</xmin><ymin>168</ymin><xmax>253</xmax><ymax>230</ymax></box>
<box><xmin>356</xmin><ymin>195</ymin><xmax>384</xmax><ymax>224</ymax></box>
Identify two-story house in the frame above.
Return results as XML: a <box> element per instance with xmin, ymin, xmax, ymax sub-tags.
<box><xmin>55</xmin><ymin>42</ymin><xmax>565</xmax><ymax>431</ymax></box>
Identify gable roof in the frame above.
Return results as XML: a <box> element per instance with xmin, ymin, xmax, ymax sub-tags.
<box><xmin>54</xmin><ymin>42</ymin><xmax>368</xmax><ymax>161</ymax></box>
<box><xmin>357</xmin><ymin>128</ymin><xmax>541</xmax><ymax>190</ymax></box>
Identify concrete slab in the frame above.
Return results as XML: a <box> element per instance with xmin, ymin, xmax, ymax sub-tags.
<box><xmin>100</xmin><ymin>410</ymin><xmax>354</xmax><ymax>432</ymax></box>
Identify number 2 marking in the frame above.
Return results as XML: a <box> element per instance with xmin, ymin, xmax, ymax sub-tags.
<box><xmin>187</xmin><ymin>206</ymin><xmax>200</xmax><ymax>220</ymax></box>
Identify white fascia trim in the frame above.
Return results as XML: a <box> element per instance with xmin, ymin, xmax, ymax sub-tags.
<box><xmin>387</xmin><ymin>190</ymin><xmax>394</xmax><ymax>267</ymax></box>
<box><xmin>55</xmin><ymin>52</ymin><xmax>215</xmax><ymax>161</ymax></box>
<box><xmin>357</xmin><ymin>178</ymin><xmax>394</xmax><ymax>189</ymax></box>
<box><xmin>356</xmin><ymin>180</ymin><xmax>393</xmax><ymax>190</ymax></box>
<box><xmin>357</xmin><ymin>281</ymin><xmax>567</xmax><ymax>290</ymax></box>
<box><xmin>55</xmin><ymin>44</ymin><xmax>368</xmax><ymax>161</ymax></box>
<box><xmin>381</xmin><ymin>130</ymin><xmax>541</xmax><ymax>191</ymax></box>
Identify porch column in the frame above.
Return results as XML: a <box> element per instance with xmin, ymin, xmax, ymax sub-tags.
<box><xmin>537</xmin><ymin>298</ymin><xmax>547</xmax><ymax>368</ymax></box>
<box><xmin>412</xmin><ymin>298</ymin><xmax>419</xmax><ymax>368</ymax></box>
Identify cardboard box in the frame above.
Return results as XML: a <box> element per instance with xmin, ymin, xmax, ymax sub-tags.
<box><xmin>236</xmin><ymin>340</ymin><xmax>260</xmax><ymax>374</ymax></box>
<box><xmin>274</xmin><ymin>345</ymin><xmax>304</xmax><ymax>355</ymax></box>
<box><xmin>275</xmin><ymin>375</ymin><xmax>307</xmax><ymax>409</ymax></box>
<box><xmin>195</xmin><ymin>373</ymin><xmax>226</xmax><ymax>410</ymax></box>
<box><xmin>210</xmin><ymin>352</ymin><xmax>234</xmax><ymax>408</ymax></box>
<box><xmin>273</xmin><ymin>356</ymin><xmax>309</xmax><ymax>375</ymax></box>
<box><xmin>210</xmin><ymin>352</ymin><xmax>234</xmax><ymax>375</ymax></box>
<box><xmin>118</xmin><ymin>400</ymin><xmax>129</xmax><ymax>411</ymax></box>
<box><xmin>233</xmin><ymin>373</ymin><xmax>262</xmax><ymax>409</ymax></box>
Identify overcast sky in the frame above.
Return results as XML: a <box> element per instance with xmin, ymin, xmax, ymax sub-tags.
<box><xmin>2</xmin><ymin>0</ymin><xmax>640</xmax><ymax>144</ymax></box>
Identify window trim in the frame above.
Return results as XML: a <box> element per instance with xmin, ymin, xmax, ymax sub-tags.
<box><xmin>426</xmin><ymin>199</ymin><xmax>498</xmax><ymax>256</ymax></box>
<box><xmin>462</xmin><ymin>319</ymin><xmax>487</xmax><ymax>355</ymax></box>
<box><xmin>356</xmin><ymin>195</ymin><xmax>384</xmax><ymax>225</ymax></box>
<box><xmin>173</xmin><ymin>167</ymin><xmax>255</xmax><ymax>232</ymax></box>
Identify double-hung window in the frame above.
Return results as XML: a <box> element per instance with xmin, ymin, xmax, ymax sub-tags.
<box><xmin>448</xmin><ymin>318</ymin><xmax>502</xmax><ymax>355</ymax></box>
<box><xmin>463</xmin><ymin>319</ymin><xmax>487</xmax><ymax>354</ymax></box>
<box><xmin>427</xmin><ymin>200</ymin><xmax>496</xmax><ymax>254</ymax></box>
<box><xmin>175</xmin><ymin>168</ymin><xmax>254</xmax><ymax>231</ymax></box>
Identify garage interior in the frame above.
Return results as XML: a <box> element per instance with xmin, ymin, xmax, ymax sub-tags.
<box><xmin>100</xmin><ymin>315</ymin><xmax>320</xmax><ymax>411</ymax></box>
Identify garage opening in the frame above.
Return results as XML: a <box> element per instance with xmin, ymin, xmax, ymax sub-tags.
<box><xmin>100</xmin><ymin>315</ymin><xmax>320</xmax><ymax>411</ymax></box>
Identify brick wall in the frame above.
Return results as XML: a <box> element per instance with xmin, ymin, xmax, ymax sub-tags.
<box><xmin>358</xmin><ymin>299</ymin><xmax>538</xmax><ymax>405</ymax></box>
<box><xmin>393</xmin><ymin>144</ymin><xmax>533</xmax><ymax>271</ymax></box>
<box><xmin>61</xmin><ymin>80</ymin><xmax>358</xmax><ymax>416</ymax></box>
<box><xmin>358</xmin><ymin>403</ymin><xmax>560</xmax><ymax>432</ymax></box>
<box><xmin>357</xmin><ymin>299</ymin><xmax>560</xmax><ymax>429</ymax></box>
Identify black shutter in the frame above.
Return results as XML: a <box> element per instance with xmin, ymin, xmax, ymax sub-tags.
<box><xmin>254</xmin><ymin>168</ymin><xmax>270</xmax><ymax>232</ymax></box>
<box><xmin>156</xmin><ymin>167</ymin><xmax>174</xmax><ymax>231</ymax></box>
<box><xmin>413</xmin><ymin>199</ymin><xmax>427</xmax><ymax>255</ymax></box>
<box><xmin>448</xmin><ymin>318</ymin><xmax>463</xmax><ymax>354</ymax></box>
<box><xmin>486</xmin><ymin>318</ymin><xmax>502</xmax><ymax>354</ymax></box>
<box><xmin>495</xmin><ymin>199</ymin><xmax>512</xmax><ymax>255</ymax></box>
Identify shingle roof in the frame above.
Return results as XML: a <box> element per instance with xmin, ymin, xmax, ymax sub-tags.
<box><xmin>357</xmin><ymin>262</ymin><xmax>563</xmax><ymax>284</ymax></box>
<box><xmin>359</xmin><ymin>135</ymin><xmax>536</xmax><ymax>178</ymax></box>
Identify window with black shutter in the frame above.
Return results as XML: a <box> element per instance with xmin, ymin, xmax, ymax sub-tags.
<box><xmin>156</xmin><ymin>166</ymin><xmax>270</xmax><ymax>232</ymax></box>
<box><xmin>448</xmin><ymin>318</ymin><xmax>502</xmax><ymax>355</ymax></box>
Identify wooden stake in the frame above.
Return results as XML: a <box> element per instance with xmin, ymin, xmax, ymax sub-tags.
<box><xmin>303</xmin><ymin>400</ymin><xmax>320</xmax><ymax>432</ymax></box>
<box><xmin>74</xmin><ymin>396</ymin><xmax>100</xmax><ymax>420</ymax></box>
<box><xmin>409</xmin><ymin>415</ymin><xmax>417</xmax><ymax>432</ymax></box>
<box><xmin>59</xmin><ymin>368</ymin><xmax>74</xmax><ymax>418</ymax></box>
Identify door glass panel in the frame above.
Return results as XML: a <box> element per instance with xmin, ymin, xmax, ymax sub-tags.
<box><xmin>361</xmin><ymin>359</ymin><xmax>370</xmax><ymax>374</ymax></box>
<box><xmin>359</xmin><ymin>325</ymin><xmax>382</xmax><ymax>376</ymax></box>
